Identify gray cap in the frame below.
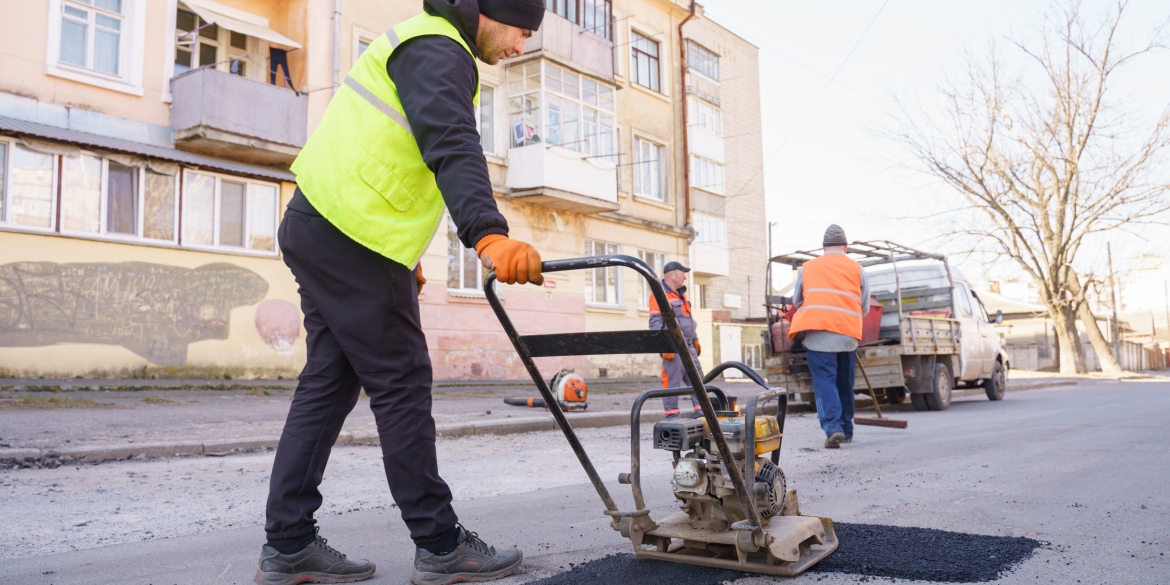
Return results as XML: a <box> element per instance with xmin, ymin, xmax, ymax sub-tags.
<box><xmin>823</xmin><ymin>224</ymin><xmax>847</xmax><ymax>247</ymax></box>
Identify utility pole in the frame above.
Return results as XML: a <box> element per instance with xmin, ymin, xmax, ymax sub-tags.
<box><xmin>1107</xmin><ymin>243</ymin><xmax>1120</xmax><ymax>347</ymax></box>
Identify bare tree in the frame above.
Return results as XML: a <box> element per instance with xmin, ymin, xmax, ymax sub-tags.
<box><xmin>893</xmin><ymin>1</ymin><xmax>1170</xmax><ymax>374</ymax></box>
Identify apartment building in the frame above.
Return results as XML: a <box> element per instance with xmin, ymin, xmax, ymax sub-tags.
<box><xmin>0</xmin><ymin>0</ymin><xmax>764</xmax><ymax>380</ymax></box>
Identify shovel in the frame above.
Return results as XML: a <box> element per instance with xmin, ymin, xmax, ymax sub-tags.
<box><xmin>853</xmin><ymin>359</ymin><xmax>908</xmax><ymax>429</ymax></box>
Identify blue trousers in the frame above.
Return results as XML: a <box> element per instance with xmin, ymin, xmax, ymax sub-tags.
<box><xmin>807</xmin><ymin>350</ymin><xmax>856</xmax><ymax>439</ymax></box>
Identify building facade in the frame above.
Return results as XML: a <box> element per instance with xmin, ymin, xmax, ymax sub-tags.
<box><xmin>0</xmin><ymin>0</ymin><xmax>764</xmax><ymax>380</ymax></box>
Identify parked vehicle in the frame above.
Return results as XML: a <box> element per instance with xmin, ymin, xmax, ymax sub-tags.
<box><xmin>762</xmin><ymin>241</ymin><xmax>1010</xmax><ymax>411</ymax></box>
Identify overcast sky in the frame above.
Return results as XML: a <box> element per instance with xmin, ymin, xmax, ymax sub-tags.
<box><xmin>696</xmin><ymin>0</ymin><xmax>1170</xmax><ymax>289</ymax></box>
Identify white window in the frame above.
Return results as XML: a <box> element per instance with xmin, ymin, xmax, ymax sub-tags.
<box><xmin>480</xmin><ymin>86</ymin><xmax>496</xmax><ymax>155</ymax></box>
<box><xmin>507</xmin><ymin>61</ymin><xmax>616</xmax><ymax>160</ymax></box>
<box><xmin>59</xmin><ymin>0</ymin><xmax>124</xmax><ymax>75</ymax></box>
<box><xmin>585</xmin><ymin>239</ymin><xmax>621</xmax><ymax>306</ymax></box>
<box><xmin>48</xmin><ymin>0</ymin><xmax>144</xmax><ymax>94</ymax></box>
<box><xmin>181</xmin><ymin>171</ymin><xmax>278</xmax><ymax>253</ymax></box>
<box><xmin>691</xmin><ymin>156</ymin><xmax>724</xmax><ymax>194</ymax></box>
<box><xmin>686</xmin><ymin>40</ymin><xmax>719</xmax><ymax>81</ymax></box>
<box><xmin>693</xmin><ymin>214</ymin><xmax>727</xmax><ymax>246</ymax></box>
<box><xmin>357</xmin><ymin>40</ymin><xmax>371</xmax><ymax>58</ymax></box>
<box><xmin>1</xmin><ymin>143</ymin><xmax>57</xmax><ymax>230</ymax></box>
<box><xmin>634</xmin><ymin>138</ymin><xmax>665</xmax><ymax>201</ymax></box>
<box><xmin>630</xmin><ymin>31</ymin><xmax>661</xmax><ymax>92</ymax></box>
<box><xmin>447</xmin><ymin>217</ymin><xmax>483</xmax><ymax>292</ymax></box>
<box><xmin>742</xmin><ymin>344</ymin><xmax>763</xmax><ymax>369</ymax></box>
<box><xmin>688</xmin><ymin>99</ymin><xmax>722</xmax><ymax>135</ymax></box>
<box><xmin>638</xmin><ymin>250</ymin><xmax>667</xmax><ymax>310</ymax></box>
<box><xmin>56</xmin><ymin>152</ymin><xmax>180</xmax><ymax>242</ymax></box>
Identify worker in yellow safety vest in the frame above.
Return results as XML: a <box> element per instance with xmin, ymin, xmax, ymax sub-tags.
<box><xmin>257</xmin><ymin>2</ymin><xmax>546</xmax><ymax>584</ymax></box>
<box><xmin>789</xmin><ymin>225</ymin><xmax>870</xmax><ymax>449</ymax></box>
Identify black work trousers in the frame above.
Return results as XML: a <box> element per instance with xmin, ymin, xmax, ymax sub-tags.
<box><xmin>264</xmin><ymin>197</ymin><xmax>457</xmax><ymax>542</ymax></box>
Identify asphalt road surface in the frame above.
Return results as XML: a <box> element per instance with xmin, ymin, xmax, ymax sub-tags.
<box><xmin>3</xmin><ymin>381</ymin><xmax>1167</xmax><ymax>584</ymax></box>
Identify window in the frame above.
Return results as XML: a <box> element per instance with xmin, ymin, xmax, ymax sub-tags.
<box><xmin>56</xmin><ymin>152</ymin><xmax>177</xmax><ymax>241</ymax></box>
<box><xmin>174</xmin><ymin>6</ymin><xmax>262</xmax><ymax>81</ymax></box>
<box><xmin>507</xmin><ymin>61</ymin><xmax>615</xmax><ymax>159</ymax></box>
<box><xmin>585</xmin><ymin>239</ymin><xmax>621</xmax><ymax>305</ymax></box>
<box><xmin>447</xmin><ymin>217</ymin><xmax>483</xmax><ymax>292</ymax></box>
<box><xmin>687</xmin><ymin>40</ymin><xmax>719</xmax><ymax>80</ymax></box>
<box><xmin>545</xmin><ymin>0</ymin><xmax>612</xmax><ymax>40</ymax></box>
<box><xmin>479</xmin><ymin>86</ymin><xmax>496</xmax><ymax>154</ymax></box>
<box><xmin>693</xmin><ymin>214</ymin><xmax>727</xmax><ymax>246</ymax></box>
<box><xmin>357</xmin><ymin>40</ymin><xmax>370</xmax><ymax>57</ymax></box>
<box><xmin>630</xmin><ymin>31</ymin><xmax>660</xmax><ymax>92</ymax></box>
<box><xmin>691</xmin><ymin>156</ymin><xmax>724</xmax><ymax>194</ymax></box>
<box><xmin>742</xmin><ymin>344</ymin><xmax>763</xmax><ymax>369</ymax></box>
<box><xmin>954</xmin><ymin>283</ymin><xmax>974</xmax><ymax>318</ymax></box>
<box><xmin>634</xmin><ymin>138</ymin><xmax>665</xmax><ymax>200</ymax></box>
<box><xmin>60</xmin><ymin>0</ymin><xmax>124</xmax><ymax>75</ymax></box>
<box><xmin>181</xmin><ymin>171</ymin><xmax>278</xmax><ymax>252</ymax></box>
<box><xmin>5</xmin><ymin>144</ymin><xmax>56</xmax><ymax>229</ymax></box>
<box><xmin>688</xmin><ymin>98</ymin><xmax>722</xmax><ymax>135</ymax></box>
<box><xmin>698</xmin><ymin>284</ymin><xmax>709</xmax><ymax>309</ymax></box>
<box><xmin>638</xmin><ymin>250</ymin><xmax>667</xmax><ymax>310</ymax></box>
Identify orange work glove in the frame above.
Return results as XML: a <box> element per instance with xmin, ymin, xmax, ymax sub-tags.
<box><xmin>475</xmin><ymin>234</ymin><xmax>544</xmax><ymax>285</ymax></box>
<box><xmin>693</xmin><ymin>339</ymin><xmax>701</xmax><ymax>356</ymax></box>
<box><xmin>662</xmin><ymin>353</ymin><xmax>675</xmax><ymax>361</ymax></box>
<box><xmin>414</xmin><ymin>263</ymin><xmax>426</xmax><ymax>298</ymax></box>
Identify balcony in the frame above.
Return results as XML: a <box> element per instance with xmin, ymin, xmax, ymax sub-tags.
<box><xmin>170</xmin><ymin>67</ymin><xmax>307</xmax><ymax>165</ymax></box>
<box><xmin>686</xmin><ymin>71</ymin><xmax>720</xmax><ymax>106</ymax></box>
<box><xmin>692</xmin><ymin>242</ymin><xmax>730</xmax><ymax>276</ymax></box>
<box><xmin>524</xmin><ymin>11</ymin><xmax>614</xmax><ymax>81</ymax></box>
<box><xmin>505</xmin><ymin>143</ymin><xmax>619</xmax><ymax>214</ymax></box>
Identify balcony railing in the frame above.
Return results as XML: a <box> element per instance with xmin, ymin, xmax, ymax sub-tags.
<box><xmin>170</xmin><ymin>67</ymin><xmax>307</xmax><ymax>165</ymax></box>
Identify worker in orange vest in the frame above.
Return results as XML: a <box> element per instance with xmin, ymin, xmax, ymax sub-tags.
<box><xmin>649</xmin><ymin>261</ymin><xmax>704</xmax><ymax>418</ymax></box>
<box><xmin>789</xmin><ymin>225</ymin><xmax>870</xmax><ymax>448</ymax></box>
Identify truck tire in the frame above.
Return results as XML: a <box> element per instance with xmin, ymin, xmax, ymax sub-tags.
<box><xmin>924</xmin><ymin>364</ymin><xmax>952</xmax><ymax>411</ymax></box>
<box><xmin>910</xmin><ymin>393</ymin><xmax>929</xmax><ymax>411</ymax></box>
<box><xmin>984</xmin><ymin>360</ymin><xmax>1006</xmax><ymax>401</ymax></box>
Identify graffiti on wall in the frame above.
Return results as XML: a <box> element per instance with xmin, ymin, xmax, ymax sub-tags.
<box><xmin>0</xmin><ymin>262</ymin><xmax>268</xmax><ymax>365</ymax></box>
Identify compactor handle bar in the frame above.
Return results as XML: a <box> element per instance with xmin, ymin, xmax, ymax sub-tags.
<box><xmin>483</xmin><ymin>255</ymin><xmax>768</xmax><ymax>532</ymax></box>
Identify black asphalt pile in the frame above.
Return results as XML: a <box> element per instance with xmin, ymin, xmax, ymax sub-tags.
<box><xmin>811</xmin><ymin>522</ymin><xmax>1043</xmax><ymax>582</ymax></box>
<box><xmin>527</xmin><ymin>553</ymin><xmax>741</xmax><ymax>585</ymax></box>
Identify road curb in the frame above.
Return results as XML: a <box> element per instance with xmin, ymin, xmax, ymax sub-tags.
<box><xmin>1</xmin><ymin>410</ymin><xmax>669</xmax><ymax>465</ymax></box>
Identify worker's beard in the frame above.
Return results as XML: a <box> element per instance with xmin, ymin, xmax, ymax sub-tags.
<box><xmin>477</xmin><ymin>20</ymin><xmax>517</xmax><ymax>65</ymax></box>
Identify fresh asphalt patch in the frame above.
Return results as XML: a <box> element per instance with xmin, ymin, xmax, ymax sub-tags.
<box><xmin>813</xmin><ymin>523</ymin><xmax>1043</xmax><ymax>582</ymax></box>
<box><xmin>528</xmin><ymin>523</ymin><xmax>1043</xmax><ymax>584</ymax></box>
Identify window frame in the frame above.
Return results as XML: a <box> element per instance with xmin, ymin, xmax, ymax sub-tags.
<box><xmin>46</xmin><ymin>0</ymin><xmax>146</xmax><ymax>96</ymax></box>
<box><xmin>584</xmin><ymin>239</ymin><xmax>623</xmax><ymax>308</ymax></box>
<box><xmin>446</xmin><ymin>215</ymin><xmax>486</xmax><ymax>294</ymax></box>
<box><xmin>687</xmin><ymin>98</ymin><xmax>723</xmax><ymax>136</ymax></box>
<box><xmin>0</xmin><ymin>139</ymin><xmax>60</xmax><ymax>234</ymax></box>
<box><xmin>633</xmin><ymin>136</ymin><xmax>666</xmax><ymax>202</ymax></box>
<box><xmin>629</xmin><ymin>29</ymin><xmax>661</xmax><ymax>93</ymax></box>
<box><xmin>478</xmin><ymin>84</ymin><xmax>497</xmax><ymax>156</ymax></box>
<box><xmin>179</xmin><ymin>168</ymin><xmax>280</xmax><ymax>257</ymax></box>
<box><xmin>690</xmin><ymin>155</ymin><xmax>725</xmax><ymax>195</ymax></box>
<box><xmin>506</xmin><ymin>60</ymin><xmax>616</xmax><ymax>160</ymax></box>
<box><xmin>637</xmin><ymin>249</ymin><xmax>667</xmax><ymax>310</ymax></box>
<box><xmin>693</xmin><ymin>213</ymin><xmax>727</xmax><ymax>247</ymax></box>
<box><xmin>545</xmin><ymin>0</ymin><xmax>612</xmax><ymax>40</ymax></box>
<box><xmin>686</xmin><ymin>40</ymin><xmax>720</xmax><ymax>81</ymax></box>
<box><xmin>56</xmin><ymin>150</ymin><xmax>148</xmax><ymax>242</ymax></box>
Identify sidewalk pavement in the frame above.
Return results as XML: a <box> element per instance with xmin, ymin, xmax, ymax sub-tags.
<box><xmin>0</xmin><ymin>372</ymin><xmax>1103</xmax><ymax>465</ymax></box>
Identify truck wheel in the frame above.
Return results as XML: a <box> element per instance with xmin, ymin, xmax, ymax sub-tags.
<box><xmin>984</xmin><ymin>361</ymin><xmax>1006</xmax><ymax>401</ymax></box>
<box><xmin>885</xmin><ymin>387</ymin><xmax>907</xmax><ymax>404</ymax></box>
<box><xmin>924</xmin><ymin>364</ymin><xmax>952</xmax><ymax>411</ymax></box>
<box><xmin>910</xmin><ymin>393</ymin><xmax>929</xmax><ymax>411</ymax></box>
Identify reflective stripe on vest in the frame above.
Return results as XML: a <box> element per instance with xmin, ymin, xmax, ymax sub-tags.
<box><xmin>290</xmin><ymin>13</ymin><xmax>479</xmax><ymax>268</ymax></box>
<box><xmin>789</xmin><ymin>253</ymin><xmax>864</xmax><ymax>340</ymax></box>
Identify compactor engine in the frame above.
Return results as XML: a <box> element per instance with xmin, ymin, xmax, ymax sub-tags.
<box><xmin>654</xmin><ymin>413</ymin><xmax>787</xmax><ymax>530</ymax></box>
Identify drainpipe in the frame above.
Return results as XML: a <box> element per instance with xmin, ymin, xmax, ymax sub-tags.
<box><xmin>678</xmin><ymin>0</ymin><xmax>696</xmax><ymax>226</ymax></box>
<box><xmin>678</xmin><ymin>1</ymin><xmax>696</xmax><ymax>293</ymax></box>
<box><xmin>332</xmin><ymin>0</ymin><xmax>342</xmax><ymax>95</ymax></box>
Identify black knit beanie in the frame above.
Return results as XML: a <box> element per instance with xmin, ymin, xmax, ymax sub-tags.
<box><xmin>479</xmin><ymin>0</ymin><xmax>545</xmax><ymax>31</ymax></box>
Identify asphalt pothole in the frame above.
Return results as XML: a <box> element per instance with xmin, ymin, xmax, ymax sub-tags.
<box><xmin>526</xmin><ymin>523</ymin><xmax>1042</xmax><ymax>584</ymax></box>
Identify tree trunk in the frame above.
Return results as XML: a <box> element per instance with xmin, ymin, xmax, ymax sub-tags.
<box><xmin>1069</xmin><ymin>273</ymin><xmax>1124</xmax><ymax>375</ymax></box>
<box><xmin>1052</xmin><ymin>304</ymin><xmax>1087</xmax><ymax>374</ymax></box>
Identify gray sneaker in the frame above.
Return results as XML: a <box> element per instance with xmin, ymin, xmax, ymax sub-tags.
<box><xmin>411</xmin><ymin>526</ymin><xmax>523</xmax><ymax>585</ymax></box>
<box><xmin>824</xmin><ymin>432</ymin><xmax>845</xmax><ymax>449</ymax></box>
<box><xmin>254</xmin><ymin>531</ymin><xmax>375</xmax><ymax>585</ymax></box>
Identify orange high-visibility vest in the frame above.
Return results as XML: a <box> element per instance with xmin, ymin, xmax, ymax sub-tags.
<box><xmin>789</xmin><ymin>253</ymin><xmax>864</xmax><ymax>340</ymax></box>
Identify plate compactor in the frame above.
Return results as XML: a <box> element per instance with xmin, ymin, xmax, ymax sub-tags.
<box><xmin>486</xmin><ymin>255</ymin><xmax>838</xmax><ymax>577</ymax></box>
